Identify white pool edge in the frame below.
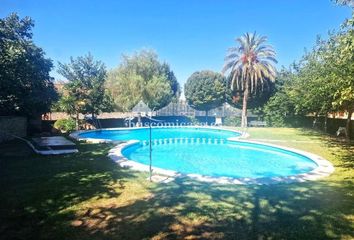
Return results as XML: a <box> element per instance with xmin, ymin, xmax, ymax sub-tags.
<box><xmin>70</xmin><ymin>127</ymin><xmax>334</xmax><ymax>185</ymax></box>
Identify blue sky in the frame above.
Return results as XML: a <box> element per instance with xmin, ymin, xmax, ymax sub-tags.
<box><xmin>1</xmin><ymin>0</ymin><xmax>352</xmax><ymax>86</ymax></box>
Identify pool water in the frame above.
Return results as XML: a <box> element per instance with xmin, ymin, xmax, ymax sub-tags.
<box><xmin>77</xmin><ymin>127</ymin><xmax>318</xmax><ymax>179</ymax></box>
<box><xmin>79</xmin><ymin>127</ymin><xmax>239</xmax><ymax>141</ymax></box>
<box><xmin>122</xmin><ymin>141</ymin><xmax>318</xmax><ymax>178</ymax></box>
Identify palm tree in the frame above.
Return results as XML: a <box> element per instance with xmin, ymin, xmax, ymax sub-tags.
<box><xmin>222</xmin><ymin>32</ymin><xmax>277</xmax><ymax>127</ymax></box>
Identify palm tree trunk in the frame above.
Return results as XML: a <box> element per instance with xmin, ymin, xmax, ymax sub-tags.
<box><xmin>241</xmin><ymin>81</ymin><xmax>249</xmax><ymax>128</ymax></box>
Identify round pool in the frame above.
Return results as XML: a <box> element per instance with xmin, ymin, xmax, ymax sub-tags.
<box><xmin>122</xmin><ymin>141</ymin><xmax>317</xmax><ymax>179</ymax></box>
<box><xmin>72</xmin><ymin>127</ymin><xmax>334</xmax><ymax>184</ymax></box>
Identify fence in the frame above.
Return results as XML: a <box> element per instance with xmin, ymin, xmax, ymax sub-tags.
<box><xmin>0</xmin><ymin>116</ymin><xmax>27</xmax><ymax>143</ymax></box>
<box><xmin>315</xmin><ymin>117</ymin><xmax>354</xmax><ymax>139</ymax></box>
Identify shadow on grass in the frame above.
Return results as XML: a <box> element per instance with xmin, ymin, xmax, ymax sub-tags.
<box><xmin>63</xmin><ymin>178</ymin><xmax>354</xmax><ymax>240</ymax></box>
<box><xmin>1</xmin><ymin>137</ymin><xmax>353</xmax><ymax>240</ymax></box>
<box><xmin>298</xmin><ymin>128</ymin><xmax>354</xmax><ymax>169</ymax></box>
<box><xmin>0</xmin><ymin>140</ymin><xmax>136</xmax><ymax>240</ymax></box>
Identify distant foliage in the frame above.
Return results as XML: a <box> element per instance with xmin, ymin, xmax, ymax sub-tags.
<box><xmin>263</xmin><ymin>69</ymin><xmax>297</xmax><ymax>127</ymax></box>
<box><xmin>225</xmin><ymin>75</ymin><xmax>275</xmax><ymax>110</ymax></box>
<box><xmin>106</xmin><ymin>50</ymin><xmax>180</xmax><ymax>111</ymax></box>
<box><xmin>187</xmin><ymin>116</ymin><xmax>201</xmax><ymax>125</ymax></box>
<box><xmin>184</xmin><ymin>70</ymin><xmax>226</xmax><ymax>115</ymax></box>
<box><xmin>54</xmin><ymin>118</ymin><xmax>76</xmax><ymax>133</ymax></box>
<box><xmin>0</xmin><ymin>13</ymin><xmax>58</xmax><ymax>116</ymax></box>
<box><xmin>333</xmin><ymin>0</ymin><xmax>354</xmax><ymax>7</ymax></box>
<box><xmin>223</xmin><ymin>116</ymin><xmax>241</xmax><ymax>127</ymax></box>
<box><xmin>264</xmin><ymin>94</ymin><xmax>292</xmax><ymax>127</ymax></box>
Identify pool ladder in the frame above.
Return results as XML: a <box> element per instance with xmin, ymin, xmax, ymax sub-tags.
<box><xmin>141</xmin><ymin>138</ymin><xmax>226</xmax><ymax>146</ymax></box>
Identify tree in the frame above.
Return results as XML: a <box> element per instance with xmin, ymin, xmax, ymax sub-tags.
<box><xmin>222</xmin><ymin>32</ymin><xmax>277</xmax><ymax>127</ymax></box>
<box><xmin>324</xmin><ymin>15</ymin><xmax>354</xmax><ymax>138</ymax></box>
<box><xmin>51</xmin><ymin>94</ymin><xmax>77</xmax><ymax>117</ymax></box>
<box><xmin>263</xmin><ymin>69</ymin><xmax>297</xmax><ymax>127</ymax></box>
<box><xmin>290</xmin><ymin>43</ymin><xmax>339</xmax><ymax>131</ymax></box>
<box><xmin>290</xmin><ymin>15</ymin><xmax>353</xmax><ymax>137</ymax></box>
<box><xmin>263</xmin><ymin>12</ymin><xmax>354</xmax><ymax>138</ymax></box>
<box><xmin>106</xmin><ymin>50</ymin><xmax>180</xmax><ymax>111</ymax></box>
<box><xmin>184</xmin><ymin>70</ymin><xmax>226</xmax><ymax>118</ymax></box>
<box><xmin>333</xmin><ymin>0</ymin><xmax>354</xmax><ymax>7</ymax></box>
<box><xmin>0</xmin><ymin>13</ymin><xmax>58</xmax><ymax>117</ymax></box>
<box><xmin>225</xmin><ymin>74</ymin><xmax>275</xmax><ymax>110</ymax></box>
<box><xmin>57</xmin><ymin>53</ymin><xmax>113</xmax><ymax>129</ymax></box>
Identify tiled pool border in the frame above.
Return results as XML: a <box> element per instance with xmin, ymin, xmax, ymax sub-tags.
<box><xmin>70</xmin><ymin>127</ymin><xmax>334</xmax><ymax>185</ymax></box>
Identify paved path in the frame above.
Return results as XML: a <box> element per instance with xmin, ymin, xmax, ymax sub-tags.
<box><xmin>250</xmin><ymin>139</ymin><xmax>322</xmax><ymax>143</ymax></box>
<box><xmin>31</xmin><ymin>136</ymin><xmax>78</xmax><ymax>155</ymax></box>
<box><xmin>32</xmin><ymin>136</ymin><xmax>76</xmax><ymax>146</ymax></box>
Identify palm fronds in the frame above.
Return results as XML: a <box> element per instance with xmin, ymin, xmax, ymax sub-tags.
<box><xmin>222</xmin><ymin>32</ymin><xmax>277</xmax><ymax>93</ymax></box>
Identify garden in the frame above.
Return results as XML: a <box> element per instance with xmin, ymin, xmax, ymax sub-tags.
<box><xmin>1</xmin><ymin>128</ymin><xmax>353</xmax><ymax>239</ymax></box>
<box><xmin>0</xmin><ymin>1</ymin><xmax>353</xmax><ymax>239</ymax></box>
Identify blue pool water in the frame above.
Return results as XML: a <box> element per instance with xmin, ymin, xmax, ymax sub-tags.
<box><xmin>122</xmin><ymin>141</ymin><xmax>317</xmax><ymax>178</ymax></box>
<box><xmin>78</xmin><ymin>127</ymin><xmax>318</xmax><ymax>179</ymax></box>
<box><xmin>78</xmin><ymin>127</ymin><xmax>239</xmax><ymax>141</ymax></box>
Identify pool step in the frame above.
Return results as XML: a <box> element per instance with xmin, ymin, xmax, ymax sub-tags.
<box><xmin>141</xmin><ymin>138</ymin><xmax>226</xmax><ymax>146</ymax></box>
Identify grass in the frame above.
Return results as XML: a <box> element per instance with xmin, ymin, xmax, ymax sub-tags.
<box><xmin>0</xmin><ymin>128</ymin><xmax>353</xmax><ymax>239</ymax></box>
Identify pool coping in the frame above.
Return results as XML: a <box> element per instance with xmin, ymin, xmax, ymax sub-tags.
<box><xmin>70</xmin><ymin>127</ymin><xmax>334</xmax><ymax>185</ymax></box>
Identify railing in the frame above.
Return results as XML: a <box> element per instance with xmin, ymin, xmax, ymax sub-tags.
<box><xmin>95</xmin><ymin>117</ymin><xmax>102</xmax><ymax>129</ymax></box>
<box><xmin>140</xmin><ymin>138</ymin><xmax>227</xmax><ymax>146</ymax></box>
<box><xmin>85</xmin><ymin>116</ymin><xmax>102</xmax><ymax>129</ymax></box>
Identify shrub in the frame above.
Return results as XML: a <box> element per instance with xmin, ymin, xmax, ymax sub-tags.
<box><xmin>54</xmin><ymin>118</ymin><xmax>76</xmax><ymax>133</ymax></box>
<box><xmin>224</xmin><ymin>116</ymin><xmax>241</xmax><ymax>127</ymax></box>
<box><xmin>187</xmin><ymin>116</ymin><xmax>201</xmax><ymax>125</ymax></box>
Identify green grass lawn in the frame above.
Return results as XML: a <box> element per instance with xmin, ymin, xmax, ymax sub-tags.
<box><xmin>0</xmin><ymin>128</ymin><xmax>353</xmax><ymax>240</ymax></box>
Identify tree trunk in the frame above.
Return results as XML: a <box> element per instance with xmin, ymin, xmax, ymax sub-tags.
<box><xmin>241</xmin><ymin>82</ymin><xmax>249</xmax><ymax>128</ymax></box>
<box><xmin>205</xmin><ymin>110</ymin><xmax>208</xmax><ymax>125</ymax></box>
<box><xmin>312</xmin><ymin>112</ymin><xmax>318</xmax><ymax>129</ymax></box>
<box><xmin>324</xmin><ymin>113</ymin><xmax>328</xmax><ymax>133</ymax></box>
<box><xmin>345</xmin><ymin>108</ymin><xmax>353</xmax><ymax>141</ymax></box>
<box><xmin>75</xmin><ymin>112</ymin><xmax>79</xmax><ymax>130</ymax></box>
<box><xmin>91</xmin><ymin>112</ymin><xmax>97</xmax><ymax>129</ymax></box>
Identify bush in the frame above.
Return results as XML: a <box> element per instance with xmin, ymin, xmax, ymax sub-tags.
<box><xmin>54</xmin><ymin>118</ymin><xmax>76</xmax><ymax>133</ymax></box>
<box><xmin>264</xmin><ymin>113</ymin><xmax>287</xmax><ymax>127</ymax></box>
<box><xmin>224</xmin><ymin>116</ymin><xmax>241</xmax><ymax>127</ymax></box>
<box><xmin>187</xmin><ymin>116</ymin><xmax>201</xmax><ymax>125</ymax></box>
<box><xmin>263</xmin><ymin>92</ymin><xmax>294</xmax><ymax>127</ymax></box>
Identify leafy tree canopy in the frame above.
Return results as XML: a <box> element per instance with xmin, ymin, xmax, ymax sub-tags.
<box><xmin>106</xmin><ymin>50</ymin><xmax>180</xmax><ymax>111</ymax></box>
<box><xmin>333</xmin><ymin>0</ymin><xmax>354</xmax><ymax>7</ymax></box>
<box><xmin>57</xmin><ymin>53</ymin><xmax>113</xmax><ymax>128</ymax></box>
<box><xmin>225</xmin><ymin>74</ymin><xmax>275</xmax><ymax>110</ymax></box>
<box><xmin>263</xmin><ymin>12</ymin><xmax>354</xmax><ymax>136</ymax></box>
<box><xmin>0</xmin><ymin>13</ymin><xmax>57</xmax><ymax>116</ymax></box>
<box><xmin>184</xmin><ymin>70</ymin><xmax>226</xmax><ymax>113</ymax></box>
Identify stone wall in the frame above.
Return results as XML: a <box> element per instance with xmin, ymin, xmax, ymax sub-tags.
<box><xmin>0</xmin><ymin>116</ymin><xmax>27</xmax><ymax>143</ymax></box>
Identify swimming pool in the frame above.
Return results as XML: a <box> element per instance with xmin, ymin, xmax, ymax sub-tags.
<box><xmin>72</xmin><ymin>127</ymin><xmax>334</xmax><ymax>184</ymax></box>
<box><xmin>122</xmin><ymin>141</ymin><xmax>317</xmax><ymax>179</ymax></box>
